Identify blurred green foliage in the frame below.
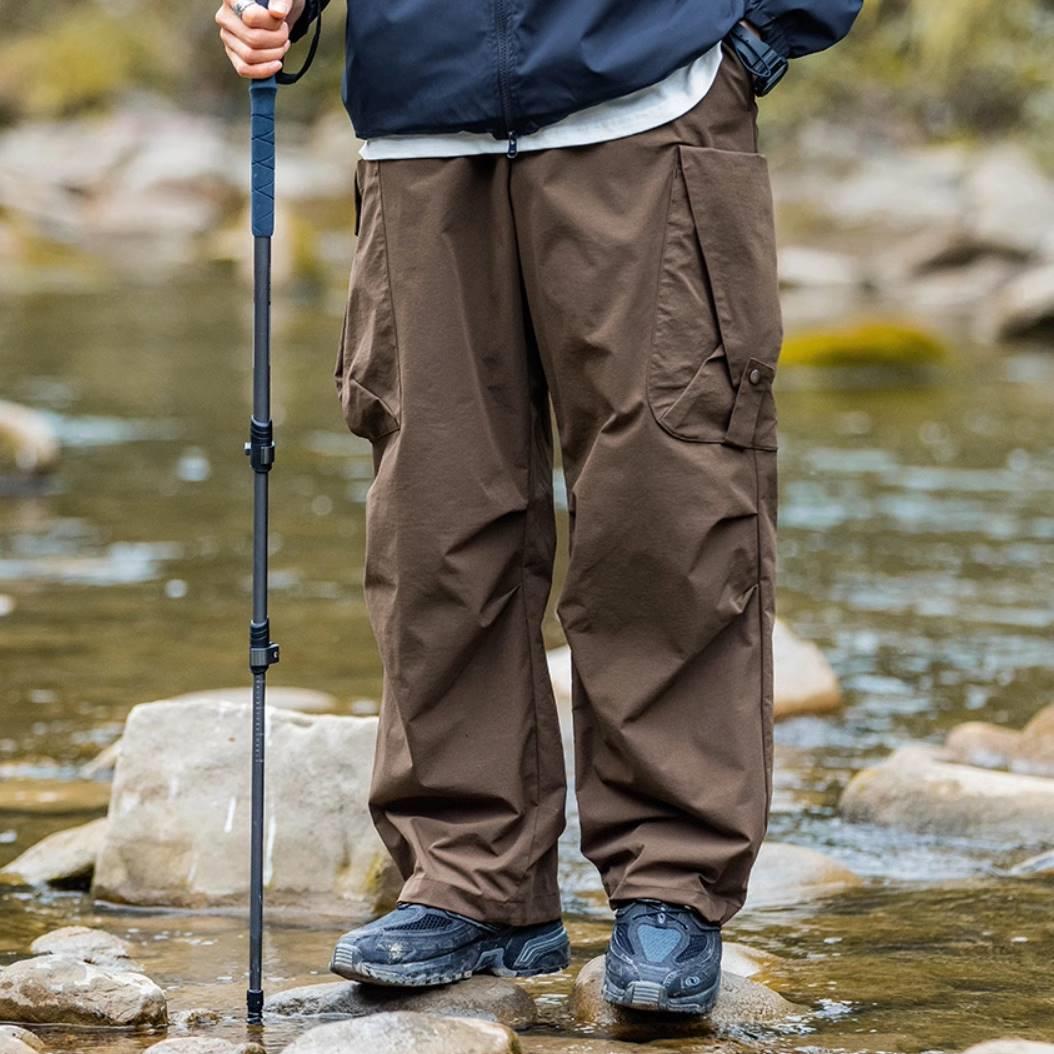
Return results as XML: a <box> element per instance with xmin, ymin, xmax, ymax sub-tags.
<box><xmin>767</xmin><ymin>0</ymin><xmax>1054</xmax><ymax>149</ymax></box>
<box><xmin>1</xmin><ymin>0</ymin><xmax>1052</xmax><ymax>145</ymax></box>
<box><xmin>0</xmin><ymin>0</ymin><xmax>347</xmax><ymax>126</ymax></box>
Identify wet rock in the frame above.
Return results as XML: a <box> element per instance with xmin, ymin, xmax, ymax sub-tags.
<box><xmin>840</xmin><ymin>745</ymin><xmax>1054</xmax><ymax>845</ymax></box>
<box><xmin>0</xmin><ymin>1026</ymin><xmax>45</xmax><ymax>1054</ymax></box>
<box><xmin>965</xmin><ymin>145</ymin><xmax>1054</xmax><ymax>258</ymax></box>
<box><xmin>280</xmin><ymin>1011</ymin><xmax>518</xmax><ymax>1054</ymax></box>
<box><xmin>1008</xmin><ymin>850</ymin><xmax>1054</xmax><ymax>877</ymax></box>
<box><xmin>907</xmin><ymin>257</ymin><xmax>1017</xmax><ymax>318</ymax></box>
<box><xmin>166</xmin><ymin>686</ymin><xmax>336</xmax><ymax>714</ymax></box>
<box><xmin>0</xmin><ymin>817</ymin><xmax>106</xmax><ymax>886</ymax></box>
<box><xmin>982</xmin><ymin>263</ymin><xmax>1054</xmax><ymax>342</ymax></box>
<box><xmin>80</xmin><ymin>739</ymin><xmax>122</xmax><ymax>779</ymax></box>
<box><xmin>721</xmin><ymin>942</ymin><xmax>781</xmax><ymax>979</ymax></box>
<box><xmin>0</xmin><ymin>778</ymin><xmax>110</xmax><ymax>815</ymax></box>
<box><xmin>549</xmin><ymin>617</ymin><xmax>843</xmax><ymax>721</ymax></box>
<box><xmin>93</xmin><ymin>699</ymin><xmax>400</xmax><ymax>915</ymax></box>
<box><xmin>30</xmin><ymin>926</ymin><xmax>138</xmax><ymax>970</ymax></box>
<box><xmin>886</xmin><ymin>226</ymin><xmax>1030</xmax><ymax>279</ymax></box>
<box><xmin>778</xmin><ymin>246</ymin><xmax>863</xmax><ymax>289</ymax></box>
<box><xmin>772</xmin><ymin>619</ymin><xmax>842</xmax><ymax>718</ymax></box>
<box><xmin>961</xmin><ymin>1042</ymin><xmax>1054</xmax><ymax>1054</ymax></box>
<box><xmin>145</xmin><ymin>1040</ymin><xmax>265</xmax><ymax>1054</ymax></box>
<box><xmin>0</xmin><ymin>400</ymin><xmax>59</xmax><ymax>474</ymax></box>
<box><xmin>746</xmin><ymin>841</ymin><xmax>861</xmax><ymax>910</ymax></box>
<box><xmin>265</xmin><ymin>975</ymin><xmax>536</xmax><ymax>1029</ymax></box>
<box><xmin>0</xmin><ymin>955</ymin><xmax>166</xmax><ymax>1028</ymax></box>
<box><xmin>570</xmin><ymin>956</ymin><xmax>798</xmax><ymax>1038</ymax></box>
<box><xmin>821</xmin><ymin>147</ymin><xmax>968</xmax><ymax>228</ymax></box>
<box><xmin>943</xmin><ymin>705</ymin><xmax>1054</xmax><ymax>778</ymax></box>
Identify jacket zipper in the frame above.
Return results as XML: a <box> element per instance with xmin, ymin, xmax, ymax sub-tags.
<box><xmin>493</xmin><ymin>0</ymin><xmax>518</xmax><ymax>157</ymax></box>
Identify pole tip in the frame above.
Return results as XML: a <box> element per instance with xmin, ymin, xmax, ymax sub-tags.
<box><xmin>247</xmin><ymin>988</ymin><xmax>264</xmax><ymax>1023</ymax></box>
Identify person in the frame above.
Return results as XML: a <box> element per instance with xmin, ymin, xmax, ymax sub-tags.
<box><xmin>216</xmin><ymin>0</ymin><xmax>861</xmax><ymax>1015</ymax></box>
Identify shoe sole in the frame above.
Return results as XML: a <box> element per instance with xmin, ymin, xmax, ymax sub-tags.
<box><xmin>330</xmin><ymin>930</ymin><xmax>571</xmax><ymax>988</ymax></box>
<box><xmin>601</xmin><ymin>975</ymin><xmax>720</xmax><ymax>1016</ymax></box>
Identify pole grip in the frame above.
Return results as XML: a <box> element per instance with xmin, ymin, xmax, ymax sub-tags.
<box><xmin>249</xmin><ymin>77</ymin><xmax>277</xmax><ymax>237</ymax></box>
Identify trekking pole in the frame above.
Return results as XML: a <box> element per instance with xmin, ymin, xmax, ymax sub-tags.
<box><xmin>240</xmin><ymin>1</ymin><xmax>321</xmax><ymax>1024</ymax></box>
<box><xmin>244</xmin><ymin>45</ymin><xmax>280</xmax><ymax>1025</ymax></box>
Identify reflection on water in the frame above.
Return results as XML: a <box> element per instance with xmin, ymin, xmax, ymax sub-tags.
<box><xmin>1</xmin><ymin>281</ymin><xmax>1053</xmax><ymax>1052</ymax></box>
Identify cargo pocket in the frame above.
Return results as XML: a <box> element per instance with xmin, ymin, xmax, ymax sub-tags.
<box><xmin>334</xmin><ymin>160</ymin><xmax>401</xmax><ymax>442</ymax></box>
<box><xmin>647</xmin><ymin>144</ymin><xmax>781</xmax><ymax>451</ymax></box>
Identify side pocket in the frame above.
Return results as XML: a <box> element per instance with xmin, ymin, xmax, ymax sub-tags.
<box><xmin>647</xmin><ymin>144</ymin><xmax>781</xmax><ymax>451</ymax></box>
<box><xmin>335</xmin><ymin>159</ymin><xmax>401</xmax><ymax>442</ymax></box>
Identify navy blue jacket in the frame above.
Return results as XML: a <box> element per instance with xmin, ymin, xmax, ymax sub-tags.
<box><xmin>293</xmin><ymin>0</ymin><xmax>862</xmax><ymax>140</ymax></box>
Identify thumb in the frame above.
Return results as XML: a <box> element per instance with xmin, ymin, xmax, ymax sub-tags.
<box><xmin>269</xmin><ymin>0</ymin><xmax>291</xmax><ymax>16</ymax></box>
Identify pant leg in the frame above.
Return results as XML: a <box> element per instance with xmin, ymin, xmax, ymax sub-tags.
<box><xmin>510</xmin><ymin>47</ymin><xmax>780</xmax><ymax>926</ymax></box>
<box><xmin>336</xmin><ymin>155</ymin><xmax>566</xmax><ymax>926</ymax></box>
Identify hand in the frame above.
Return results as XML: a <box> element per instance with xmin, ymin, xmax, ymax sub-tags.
<box><xmin>215</xmin><ymin>0</ymin><xmax>307</xmax><ymax>80</ymax></box>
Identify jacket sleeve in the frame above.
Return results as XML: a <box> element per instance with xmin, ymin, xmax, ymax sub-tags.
<box><xmin>289</xmin><ymin>0</ymin><xmax>330</xmax><ymax>43</ymax></box>
<box><xmin>742</xmin><ymin>0</ymin><xmax>863</xmax><ymax>58</ymax></box>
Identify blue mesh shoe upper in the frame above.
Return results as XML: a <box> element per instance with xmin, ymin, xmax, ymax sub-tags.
<box><xmin>605</xmin><ymin>899</ymin><xmax>722</xmax><ymax>1005</ymax></box>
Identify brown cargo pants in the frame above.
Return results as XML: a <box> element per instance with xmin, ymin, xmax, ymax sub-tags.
<box><xmin>335</xmin><ymin>45</ymin><xmax>780</xmax><ymax>928</ymax></box>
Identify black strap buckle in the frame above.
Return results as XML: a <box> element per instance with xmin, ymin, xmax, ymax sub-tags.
<box><xmin>727</xmin><ymin>23</ymin><xmax>789</xmax><ymax>97</ymax></box>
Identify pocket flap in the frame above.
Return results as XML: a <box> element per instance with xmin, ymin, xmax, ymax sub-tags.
<box><xmin>678</xmin><ymin>145</ymin><xmax>782</xmax><ymax>385</ymax></box>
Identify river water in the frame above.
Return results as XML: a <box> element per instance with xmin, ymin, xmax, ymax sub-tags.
<box><xmin>1</xmin><ymin>281</ymin><xmax>1053</xmax><ymax>1053</ymax></box>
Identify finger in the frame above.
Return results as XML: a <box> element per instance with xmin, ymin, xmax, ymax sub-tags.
<box><xmin>220</xmin><ymin>27</ymin><xmax>290</xmax><ymax>64</ymax></box>
<box><xmin>216</xmin><ymin>5</ymin><xmax>289</xmax><ymax>48</ymax></box>
<box><xmin>224</xmin><ymin>45</ymin><xmax>284</xmax><ymax>79</ymax></box>
<box><xmin>235</xmin><ymin>0</ymin><xmax>288</xmax><ymax>31</ymax></box>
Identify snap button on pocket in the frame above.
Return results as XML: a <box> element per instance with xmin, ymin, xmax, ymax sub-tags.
<box><xmin>749</xmin><ymin>368</ymin><xmax>762</xmax><ymax>385</ymax></box>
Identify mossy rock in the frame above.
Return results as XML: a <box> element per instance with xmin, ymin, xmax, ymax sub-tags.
<box><xmin>780</xmin><ymin>321</ymin><xmax>949</xmax><ymax>369</ymax></box>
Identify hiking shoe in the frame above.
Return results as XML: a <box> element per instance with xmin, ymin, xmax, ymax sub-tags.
<box><xmin>330</xmin><ymin>902</ymin><xmax>571</xmax><ymax>987</ymax></box>
<box><xmin>602</xmin><ymin>899</ymin><xmax>722</xmax><ymax>1014</ymax></box>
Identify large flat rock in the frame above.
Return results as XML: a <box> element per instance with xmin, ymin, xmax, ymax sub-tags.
<box><xmin>570</xmin><ymin>955</ymin><xmax>798</xmax><ymax>1039</ymax></box>
<box><xmin>280</xmin><ymin>1011</ymin><xmax>518</xmax><ymax>1054</ymax></box>
<box><xmin>841</xmin><ymin>745</ymin><xmax>1054</xmax><ymax>845</ymax></box>
<box><xmin>0</xmin><ymin>955</ymin><xmax>166</xmax><ymax>1028</ymax></box>
<box><xmin>93</xmin><ymin>699</ymin><xmax>400</xmax><ymax>914</ymax></box>
<box><xmin>265</xmin><ymin>975</ymin><xmax>536</xmax><ymax>1030</ymax></box>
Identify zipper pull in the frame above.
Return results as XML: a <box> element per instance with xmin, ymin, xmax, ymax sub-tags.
<box><xmin>506</xmin><ymin>132</ymin><xmax>518</xmax><ymax>159</ymax></box>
